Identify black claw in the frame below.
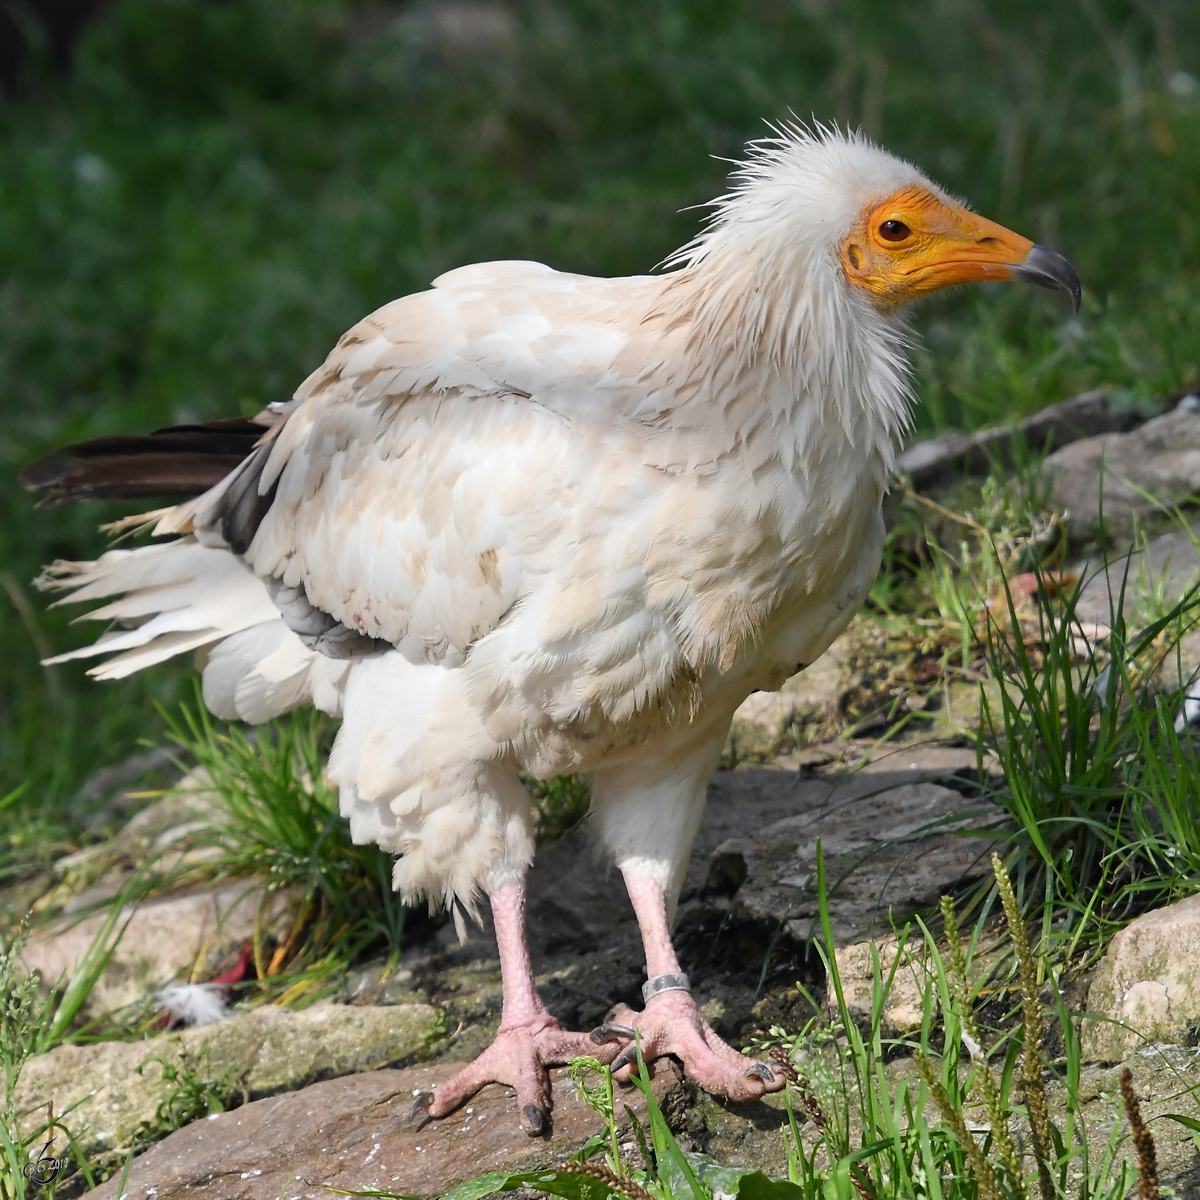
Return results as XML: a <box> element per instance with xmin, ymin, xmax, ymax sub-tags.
<box><xmin>408</xmin><ymin>1090</ymin><xmax>434</xmax><ymax>1122</ymax></box>
<box><xmin>611</xmin><ymin>1046</ymin><xmax>639</xmax><ymax>1074</ymax></box>
<box><xmin>590</xmin><ymin>1023</ymin><xmax>637</xmax><ymax>1044</ymax></box>
<box><xmin>524</xmin><ymin>1103</ymin><xmax>547</xmax><ymax>1136</ymax></box>
<box><xmin>743</xmin><ymin>1062</ymin><xmax>775</xmax><ymax>1083</ymax></box>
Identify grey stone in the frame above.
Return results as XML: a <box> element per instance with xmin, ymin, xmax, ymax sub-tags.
<box><xmin>30</xmin><ymin>785</ymin><xmax>224</xmax><ymax>917</ymax></box>
<box><xmin>341</xmin><ymin>962</ymin><xmax>422</xmax><ymax>1006</ymax></box>
<box><xmin>898</xmin><ymin>390</ymin><xmax>1133</xmax><ymax>490</ymax></box>
<box><xmin>16</xmin><ymin>1001</ymin><xmax>438</xmax><ymax>1160</ymax></box>
<box><xmin>1084</xmin><ymin>893</ymin><xmax>1200</xmax><ymax>1062</ymax></box>
<box><xmin>108</xmin><ymin>781</ymin><xmax>222</xmax><ymax>851</ymax></box>
<box><xmin>1066</xmin><ymin>522</ymin><xmax>1200</xmax><ymax>719</ymax></box>
<box><xmin>831</xmin><ymin>935</ymin><xmax>929</xmax><ymax>1034</ymax></box>
<box><xmin>519</xmin><ymin>749</ymin><xmax>993</xmax><ymax>953</ymax></box>
<box><xmin>1047</xmin><ymin>409</ymin><xmax>1200</xmax><ymax>544</ymax></box>
<box><xmin>1071</xmin><ymin>521</ymin><xmax>1200</xmax><ymax>627</ymax></box>
<box><xmin>86</xmin><ymin>1058</ymin><xmax>685</xmax><ymax>1200</ymax></box>
<box><xmin>713</xmin><ymin>777</ymin><xmax>1000</xmax><ymax>943</ymax></box>
<box><xmin>525</xmin><ymin>828</ymin><xmax>633</xmax><ymax>958</ymax></box>
<box><xmin>72</xmin><ymin>747</ymin><xmax>180</xmax><ymax>814</ymax></box>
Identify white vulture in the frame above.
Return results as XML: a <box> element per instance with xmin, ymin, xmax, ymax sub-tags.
<box><xmin>22</xmin><ymin>125</ymin><xmax>1079</xmax><ymax>1133</ymax></box>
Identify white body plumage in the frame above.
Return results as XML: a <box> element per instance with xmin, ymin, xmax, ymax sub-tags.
<box><xmin>42</xmin><ymin>128</ymin><xmax>926</xmax><ymax>925</ymax></box>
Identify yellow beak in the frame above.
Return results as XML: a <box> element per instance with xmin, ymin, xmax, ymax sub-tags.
<box><xmin>842</xmin><ymin>187</ymin><xmax>1081</xmax><ymax>312</ymax></box>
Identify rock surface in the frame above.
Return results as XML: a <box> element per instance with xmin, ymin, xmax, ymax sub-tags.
<box><xmin>16</xmin><ymin>787</ymin><xmax>304</xmax><ymax>1023</ymax></box>
<box><xmin>707</xmin><ymin>772</ymin><xmax>1000</xmax><ymax>943</ymax></box>
<box><xmin>17</xmin><ymin>742</ymin><xmax>1200</xmax><ymax>1195</ymax></box>
<box><xmin>1084</xmin><ymin>893</ymin><xmax>1200</xmax><ymax>1061</ymax></box>
<box><xmin>17</xmin><ymin>1001</ymin><xmax>437</xmax><ymax>1159</ymax></box>
<box><xmin>1067</xmin><ymin>519</ymin><xmax>1200</xmax><ymax>713</ymax></box>
<box><xmin>831</xmin><ymin>935</ymin><xmax>928</xmax><ymax>1034</ymax></box>
<box><xmin>1047</xmin><ymin>408</ymin><xmax>1200</xmax><ymax>543</ymax></box>
<box><xmin>1075</xmin><ymin>1049</ymin><xmax>1200</xmax><ymax>1197</ymax></box>
<box><xmin>21</xmin><ymin>881</ymin><xmax>296</xmax><ymax>1020</ymax></box>
<box><xmin>88</xmin><ymin>1059</ymin><xmax>685</xmax><ymax>1200</ymax></box>
<box><xmin>72</xmin><ymin>746</ymin><xmax>182</xmax><ymax>827</ymax></box>
<box><xmin>897</xmin><ymin>389</ymin><xmax>1133</xmax><ymax>490</ymax></box>
<box><xmin>84</xmin><ymin>1044</ymin><xmax>1200</xmax><ymax>1200</ymax></box>
<box><xmin>446</xmin><ymin>746</ymin><xmax>991</xmax><ymax>969</ymax></box>
<box><xmin>1072</xmin><ymin>521</ymin><xmax>1200</xmax><ymax>627</ymax></box>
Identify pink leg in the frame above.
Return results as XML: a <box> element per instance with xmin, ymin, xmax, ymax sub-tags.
<box><xmin>597</xmin><ymin>872</ymin><xmax>782</xmax><ymax>1103</ymax></box>
<box><xmin>423</xmin><ymin>880</ymin><xmax>609</xmax><ymax>1134</ymax></box>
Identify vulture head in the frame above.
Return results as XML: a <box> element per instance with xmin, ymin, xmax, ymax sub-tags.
<box><xmin>657</xmin><ymin>125</ymin><xmax>1080</xmax><ymax>446</ymax></box>
<box><xmin>689</xmin><ymin>124</ymin><xmax>1080</xmax><ymax>312</ymax></box>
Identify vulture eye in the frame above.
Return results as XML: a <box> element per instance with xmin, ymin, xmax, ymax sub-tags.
<box><xmin>879</xmin><ymin>219</ymin><xmax>911</xmax><ymax>242</ymax></box>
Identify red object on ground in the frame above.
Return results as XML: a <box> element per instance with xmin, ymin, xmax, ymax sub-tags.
<box><xmin>210</xmin><ymin>942</ymin><xmax>254</xmax><ymax>986</ymax></box>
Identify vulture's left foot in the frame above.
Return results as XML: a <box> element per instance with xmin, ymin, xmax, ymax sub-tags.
<box><xmin>421</xmin><ymin>1014</ymin><xmax>603</xmax><ymax>1135</ymax></box>
<box><xmin>597</xmin><ymin>991</ymin><xmax>784</xmax><ymax>1103</ymax></box>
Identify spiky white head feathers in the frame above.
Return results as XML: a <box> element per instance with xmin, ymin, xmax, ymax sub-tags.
<box><xmin>659</xmin><ymin>123</ymin><xmax>932</xmax><ymax>457</ymax></box>
<box><xmin>673</xmin><ymin>122</ymin><xmax>947</xmax><ymax>276</ymax></box>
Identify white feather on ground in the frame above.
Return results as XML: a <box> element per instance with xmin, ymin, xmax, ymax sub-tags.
<box><xmin>155</xmin><ymin>984</ymin><xmax>229</xmax><ymax>1028</ymax></box>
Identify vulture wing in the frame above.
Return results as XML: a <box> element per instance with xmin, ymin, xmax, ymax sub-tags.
<box><xmin>191</xmin><ymin>260</ymin><xmax>658</xmax><ymax>667</ymax></box>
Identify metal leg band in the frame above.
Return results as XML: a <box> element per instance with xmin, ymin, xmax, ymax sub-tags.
<box><xmin>642</xmin><ymin>971</ymin><xmax>691</xmax><ymax>1004</ymax></box>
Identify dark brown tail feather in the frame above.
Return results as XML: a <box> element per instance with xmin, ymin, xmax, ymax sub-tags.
<box><xmin>20</xmin><ymin>414</ymin><xmax>275</xmax><ymax>507</ymax></box>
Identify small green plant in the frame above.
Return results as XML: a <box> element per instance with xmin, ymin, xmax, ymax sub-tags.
<box><xmin>325</xmin><ymin>1041</ymin><xmax>802</xmax><ymax>1199</ymax></box>
<box><xmin>870</xmin><ymin>472</ymin><xmax>1200</xmax><ymax>942</ymax></box>
<box><xmin>908</xmin><ymin>853</ymin><xmax>1173</xmax><ymax>1200</ymax></box>
<box><xmin>759</xmin><ymin>848</ymin><xmax>1191</xmax><ymax>1200</ymax></box>
<box><xmin>1</xmin><ymin>927</ymin><xmax>46</xmax><ymax>1200</ymax></box>
<box><xmin>132</xmin><ymin>1042</ymin><xmax>243</xmax><ymax>1148</ymax></box>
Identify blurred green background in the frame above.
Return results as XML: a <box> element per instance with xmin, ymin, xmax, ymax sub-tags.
<box><xmin>1</xmin><ymin>0</ymin><xmax>1198</xmax><ymax>847</ymax></box>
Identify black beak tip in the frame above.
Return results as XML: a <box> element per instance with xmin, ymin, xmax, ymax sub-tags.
<box><xmin>1015</xmin><ymin>244</ymin><xmax>1081</xmax><ymax>314</ymax></box>
<box><xmin>1065</xmin><ymin>270</ymin><xmax>1082</xmax><ymax>315</ymax></box>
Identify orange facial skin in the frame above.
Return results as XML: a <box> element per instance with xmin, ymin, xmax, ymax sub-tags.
<box><xmin>841</xmin><ymin>186</ymin><xmax>1038</xmax><ymax>308</ymax></box>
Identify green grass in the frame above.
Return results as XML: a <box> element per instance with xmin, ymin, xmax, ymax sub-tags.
<box><xmin>1</xmin><ymin>918</ymin><xmax>122</xmax><ymax>1199</ymax></box>
<box><xmin>907</xmin><ymin>474</ymin><xmax>1200</xmax><ymax>931</ymax></box>
<box><xmin>2</xmin><ymin>0</ymin><xmax>1200</xmax><ymax>841</ymax></box>
<box><xmin>978</xmin><ymin>557</ymin><xmax>1200</xmax><ymax>947</ymax></box>
<box><xmin>857</xmin><ymin>460</ymin><xmax>1200</xmax><ymax>949</ymax></box>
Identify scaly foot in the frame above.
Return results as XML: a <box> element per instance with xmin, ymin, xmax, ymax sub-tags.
<box><xmin>594</xmin><ymin>990</ymin><xmax>782</xmax><ymax>1103</ymax></box>
<box><xmin>422</xmin><ymin>1014</ymin><xmax>609</xmax><ymax>1134</ymax></box>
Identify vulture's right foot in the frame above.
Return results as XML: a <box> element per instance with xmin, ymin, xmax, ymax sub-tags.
<box><xmin>597</xmin><ymin>991</ymin><xmax>784</xmax><ymax>1103</ymax></box>
<box><xmin>421</xmin><ymin>1014</ymin><xmax>603</xmax><ymax>1135</ymax></box>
